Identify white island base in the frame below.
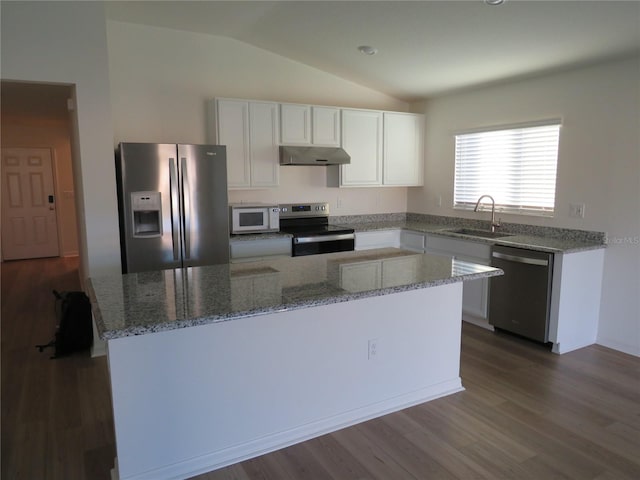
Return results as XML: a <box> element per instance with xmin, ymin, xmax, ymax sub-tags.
<box><xmin>108</xmin><ymin>282</ymin><xmax>464</xmax><ymax>480</ymax></box>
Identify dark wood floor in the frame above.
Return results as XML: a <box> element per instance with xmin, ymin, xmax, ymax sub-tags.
<box><xmin>2</xmin><ymin>257</ymin><xmax>639</xmax><ymax>480</ymax></box>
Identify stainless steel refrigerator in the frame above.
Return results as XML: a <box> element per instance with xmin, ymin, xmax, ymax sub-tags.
<box><xmin>115</xmin><ymin>143</ymin><xmax>229</xmax><ymax>273</ymax></box>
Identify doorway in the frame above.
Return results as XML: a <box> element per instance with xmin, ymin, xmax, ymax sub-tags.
<box><xmin>0</xmin><ymin>81</ymin><xmax>80</xmax><ymax>262</ymax></box>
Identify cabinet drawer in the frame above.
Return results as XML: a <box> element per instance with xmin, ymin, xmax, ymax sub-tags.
<box><xmin>355</xmin><ymin>230</ymin><xmax>401</xmax><ymax>250</ymax></box>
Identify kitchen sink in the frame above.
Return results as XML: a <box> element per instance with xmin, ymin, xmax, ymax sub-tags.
<box><xmin>445</xmin><ymin>228</ymin><xmax>514</xmax><ymax>239</ymax></box>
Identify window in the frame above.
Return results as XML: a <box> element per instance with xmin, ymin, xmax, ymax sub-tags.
<box><xmin>454</xmin><ymin>121</ymin><xmax>561</xmax><ymax>217</ymax></box>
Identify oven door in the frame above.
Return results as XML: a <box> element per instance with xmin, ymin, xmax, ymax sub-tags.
<box><xmin>292</xmin><ymin>233</ymin><xmax>355</xmax><ymax>256</ymax></box>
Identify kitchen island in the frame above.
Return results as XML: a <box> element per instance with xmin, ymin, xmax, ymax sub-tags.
<box><xmin>89</xmin><ymin>248</ymin><xmax>501</xmax><ymax>480</ymax></box>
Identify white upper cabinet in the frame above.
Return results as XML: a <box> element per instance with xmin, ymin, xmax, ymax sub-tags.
<box><xmin>280</xmin><ymin>104</ymin><xmax>341</xmax><ymax>147</ymax></box>
<box><xmin>337</xmin><ymin>109</ymin><xmax>383</xmax><ymax>186</ymax></box>
<box><xmin>311</xmin><ymin>106</ymin><xmax>341</xmax><ymax>147</ymax></box>
<box><xmin>383</xmin><ymin>112</ymin><xmax>424</xmax><ymax>186</ymax></box>
<box><xmin>280</xmin><ymin>104</ymin><xmax>311</xmax><ymax>145</ymax></box>
<box><xmin>214</xmin><ymin>98</ymin><xmax>279</xmax><ymax>189</ymax></box>
<box><xmin>249</xmin><ymin>101</ymin><xmax>280</xmax><ymax>188</ymax></box>
<box><xmin>215</xmin><ymin>99</ymin><xmax>250</xmax><ymax>188</ymax></box>
<box><xmin>215</xmin><ymin>97</ymin><xmax>423</xmax><ymax>188</ymax></box>
<box><xmin>328</xmin><ymin>109</ymin><xmax>424</xmax><ymax>187</ymax></box>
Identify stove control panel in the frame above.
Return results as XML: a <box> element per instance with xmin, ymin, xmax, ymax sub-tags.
<box><xmin>279</xmin><ymin>202</ymin><xmax>330</xmax><ymax>218</ymax></box>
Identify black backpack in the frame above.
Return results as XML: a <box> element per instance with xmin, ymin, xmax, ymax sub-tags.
<box><xmin>36</xmin><ymin>290</ymin><xmax>93</xmax><ymax>358</ymax></box>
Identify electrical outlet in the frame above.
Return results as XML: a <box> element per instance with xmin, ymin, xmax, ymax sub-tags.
<box><xmin>436</xmin><ymin>195</ymin><xmax>442</xmax><ymax>207</ymax></box>
<box><xmin>569</xmin><ymin>203</ymin><xmax>585</xmax><ymax>219</ymax></box>
<box><xmin>368</xmin><ymin>339</ymin><xmax>378</xmax><ymax>360</ymax></box>
<box><xmin>337</xmin><ymin>197</ymin><xmax>343</xmax><ymax>209</ymax></box>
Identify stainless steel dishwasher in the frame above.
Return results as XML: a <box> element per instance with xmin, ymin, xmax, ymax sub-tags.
<box><xmin>489</xmin><ymin>245</ymin><xmax>554</xmax><ymax>343</ymax></box>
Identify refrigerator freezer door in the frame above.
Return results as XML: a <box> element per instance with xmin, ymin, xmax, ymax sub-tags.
<box><xmin>178</xmin><ymin>144</ymin><xmax>229</xmax><ymax>268</ymax></box>
<box><xmin>117</xmin><ymin>143</ymin><xmax>183</xmax><ymax>273</ymax></box>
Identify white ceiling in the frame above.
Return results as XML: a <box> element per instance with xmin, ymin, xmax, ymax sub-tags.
<box><xmin>106</xmin><ymin>1</ymin><xmax>639</xmax><ymax>102</ymax></box>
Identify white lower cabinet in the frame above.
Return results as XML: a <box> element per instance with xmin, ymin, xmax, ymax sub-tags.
<box><xmin>340</xmin><ymin>261</ymin><xmax>382</xmax><ymax>292</ymax></box>
<box><xmin>230</xmin><ymin>269</ymin><xmax>282</xmax><ymax>311</ymax></box>
<box><xmin>400</xmin><ymin>230</ymin><xmax>426</xmax><ymax>252</ymax></box>
<box><xmin>339</xmin><ymin>255</ymin><xmax>423</xmax><ymax>293</ymax></box>
<box><xmin>381</xmin><ymin>255</ymin><xmax>422</xmax><ymax>288</ymax></box>
<box><xmin>355</xmin><ymin>230</ymin><xmax>401</xmax><ymax>250</ymax></box>
<box><xmin>548</xmin><ymin>248</ymin><xmax>604</xmax><ymax>354</ymax></box>
<box><xmin>425</xmin><ymin>235</ymin><xmax>491</xmax><ymax>323</ymax></box>
<box><xmin>229</xmin><ymin>237</ymin><xmax>291</xmax><ymax>263</ymax></box>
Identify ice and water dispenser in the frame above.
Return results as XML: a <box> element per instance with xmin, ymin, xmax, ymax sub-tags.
<box><xmin>131</xmin><ymin>192</ymin><xmax>163</xmax><ymax>237</ymax></box>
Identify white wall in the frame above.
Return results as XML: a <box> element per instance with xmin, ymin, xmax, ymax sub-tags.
<box><xmin>106</xmin><ymin>21</ymin><xmax>409</xmax><ymax>215</ymax></box>
<box><xmin>1</xmin><ymin>2</ymin><xmax>121</xmax><ymax>278</ymax></box>
<box><xmin>409</xmin><ymin>57</ymin><xmax>640</xmax><ymax>356</ymax></box>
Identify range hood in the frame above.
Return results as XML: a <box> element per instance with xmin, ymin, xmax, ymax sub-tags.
<box><xmin>279</xmin><ymin>146</ymin><xmax>350</xmax><ymax>166</ymax></box>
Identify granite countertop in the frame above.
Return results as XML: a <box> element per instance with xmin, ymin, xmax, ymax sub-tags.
<box><xmin>333</xmin><ymin>216</ymin><xmax>607</xmax><ymax>254</ymax></box>
<box><xmin>88</xmin><ymin>248</ymin><xmax>502</xmax><ymax>340</ymax></box>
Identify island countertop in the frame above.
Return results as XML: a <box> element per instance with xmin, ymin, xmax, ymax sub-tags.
<box><xmin>89</xmin><ymin>248</ymin><xmax>502</xmax><ymax>340</ymax></box>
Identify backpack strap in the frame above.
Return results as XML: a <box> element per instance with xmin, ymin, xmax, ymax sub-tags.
<box><xmin>35</xmin><ymin>339</ymin><xmax>56</xmax><ymax>353</ymax></box>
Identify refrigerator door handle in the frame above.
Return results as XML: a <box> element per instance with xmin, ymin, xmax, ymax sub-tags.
<box><xmin>181</xmin><ymin>157</ymin><xmax>191</xmax><ymax>260</ymax></box>
<box><xmin>169</xmin><ymin>158</ymin><xmax>181</xmax><ymax>261</ymax></box>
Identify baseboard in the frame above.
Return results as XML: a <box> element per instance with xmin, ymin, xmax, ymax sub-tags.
<box><xmin>115</xmin><ymin>378</ymin><xmax>464</xmax><ymax>480</ymax></box>
<box><xmin>462</xmin><ymin>315</ymin><xmax>494</xmax><ymax>331</ymax></box>
<box><xmin>596</xmin><ymin>337</ymin><xmax>640</xmax><ymax>357</ymax></box>
<box><xmin>551</xmin><ymin>339</ymin><xmax>596</xmax><ymax>355</ymax></box>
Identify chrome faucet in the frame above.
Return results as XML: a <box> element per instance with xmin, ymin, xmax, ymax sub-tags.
<box><xmin>474</xmin><ymin>195</ymin><xmax>500</xmax><ymax>232</ymax></box>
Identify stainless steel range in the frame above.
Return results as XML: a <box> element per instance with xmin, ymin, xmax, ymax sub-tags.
<box><xmin>279</xmin><ymin>202</ymin><xmax>355</xmax><ymax>256</ymax></box>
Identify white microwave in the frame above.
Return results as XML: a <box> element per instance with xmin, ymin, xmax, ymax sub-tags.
<box><xmin>230</xmin><ymin>204</ymin><xmax>280</xmax><ymax>234</ymax></box>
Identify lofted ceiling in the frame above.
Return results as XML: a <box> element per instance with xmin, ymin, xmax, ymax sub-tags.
<box><xmin>105</xmin><ymin>0</ymin><xmax>640</xmax><ymax>102</ymax></box>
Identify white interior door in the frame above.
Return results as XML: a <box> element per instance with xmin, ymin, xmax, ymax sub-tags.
<box><xmin>1</xmin><ymin>147</ymin><xmax>60</xmax><ymax>260</ymax></box>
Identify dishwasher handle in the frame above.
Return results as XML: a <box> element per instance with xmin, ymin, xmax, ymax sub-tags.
<box><xmin>492</xmin><ymin>251</ymin><xmax>549</xmax><ymax>267</ymax></box>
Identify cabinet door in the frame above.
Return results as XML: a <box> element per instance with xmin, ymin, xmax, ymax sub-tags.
<box><xmin>249</xmin><ymin>102</ymin><xmax>280</xmax><ymax>188</ymax></box>
<box><xmin>229</xmin><ymin>237</ymin><xmax>292</xmax><ymax>262</ymax></box>
<box><xmin>462</xmin><ymin>271</ymin><xmax>489</xmax><ymax>319</ymax></box>
<box><xmin>216</xmin><ymin>99</ymin><xmax>251</xmax><ymax>188</ymax></box>
<box><xmin>400</xmin><ymin>230</ymin><xmax>425</xmax><ymax>252</ymax></box>
<box><xmin>312</xmin><ymin>106</ymin><xmax>341</xmax><ymax>146</ymax></box>
<box><xmin>280</xmin><ymin>104</ymin><xmax>311</xmax><ymax>145</ymax></box>
<box><xmin>340</xmin><ymin>261</ymin><xmax>382</xmax><ymax>293</ymax></box>
<box><xmin>425</xmin><ymin>235</ymin><xmax>490</xmax><ymax>320</ymax></box>
<box><xmin>355</xmin><ymin>230</ymin><xmax>401</xmax><ymax>250</ymax></box>
<box><xmin>340</xmin><ymin>109</ymin><xmax>383</xmax><ymax>186</ymax></box>
<box><xmin>382</xmin><ymin>256</ymin><xmax>421</xmax><ymax>287</ymax></box>
<box><xmin>383</xmin><ymin>112</ymin><xmax>424</xmax><ymax>186</ymax></box>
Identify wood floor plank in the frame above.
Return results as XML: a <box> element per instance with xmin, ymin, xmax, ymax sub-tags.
<box><xmin>272</xmin><ymin>441</ymin><xmax>335</xmax><ymax>480</ymax></box>
<box><xmin>330</xmin><ymin>425</ymin><xmax>417</xmax><ymax>480</ymax></box>
<box><xmin>302</xmin><ymin>432</ymin><xmax>380</xmax><ymax>480</ymax></box>
<box><xmin>356</xmin><ymin>417</ymin><xmax>458</xmax><ymax>479</ymax></box>
<box><xmin>3</xmin><ymin>257</ymin><xmax>640</xmax><ymax>480</ymax></box>
<box><xmin>403</xmin><ymin>427</ymin><xmax>495</xmax><ymax>479</ymax></box>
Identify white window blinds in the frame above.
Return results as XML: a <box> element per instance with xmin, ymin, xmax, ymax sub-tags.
<box><xmin>454</xmin><ymin>121</ymin><xmax>561</xmax><ymax>217</ymax></box>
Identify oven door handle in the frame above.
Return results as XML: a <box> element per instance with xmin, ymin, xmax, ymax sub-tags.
<box><xmin>294</xmin><ymin>233</ymin><xmax>355</xmax><ymax>244</ymax></box>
